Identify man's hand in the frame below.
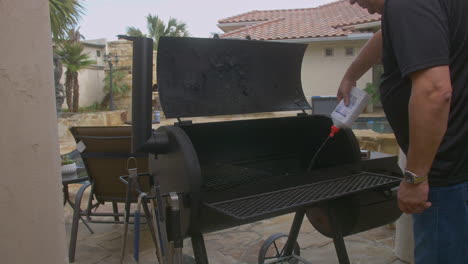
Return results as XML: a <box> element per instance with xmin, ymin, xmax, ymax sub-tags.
<box><xmin>397</xmin><ymin>180</ymin><xmax>432</xmax><ymax>214</ymax></box>
<box><xmin>337</xmin><ymin>77</ymin><xmax>356</xmax><ymax>106</ymax></box>
<box><xmin>335</xmin><ymin>30</ymin><xmax>382</xmax><ymax>106</ymax></box>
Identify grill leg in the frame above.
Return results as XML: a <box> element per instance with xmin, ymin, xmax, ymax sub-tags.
<box><xmin>112</xmin><ymin>201</ymin><xmax>120</xmax><ymax>222</ymax></box>
<box><xmin>191</xmin><ymin>233</ymin><xmax>209</xmax><ymax>264</ymax></box>
<box><xmin>283</xmin><ymin>209</ymin><xmax>305</xmax><ymax>256</ymax></box>
<box><xmin>328</xmin><ymin>206</ymin><xmax>350</xmax><ymax>264</ymax></box>
<box><xmin>141</xmin><ymin>200</ymin><xmax>158</xmax><ymax>248</ymax></box>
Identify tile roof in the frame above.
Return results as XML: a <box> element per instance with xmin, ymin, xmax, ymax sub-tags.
<box><xmin>218</xmin><ymin>0</ymin><xmax>380</xmax><ymax>40</ymax></box>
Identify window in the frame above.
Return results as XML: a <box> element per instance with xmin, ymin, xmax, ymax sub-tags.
<box><xmin>345</xmin><ymin>47</ymin><xmax>355</xmax><ymax>56</ymax></box>
<box><xmin>324</xmin><ymin>47</ymin><xmax>334</xmax><ymax>57</ymax></box>
<box><xmin>96</xmin><ymin>50</ymin><xmax>101</xmax><ymax>57</ymax></box>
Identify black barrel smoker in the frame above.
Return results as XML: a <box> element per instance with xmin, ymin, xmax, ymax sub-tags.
<box><xmin>127</xmin><ymin>36</ymin><xmax>402</xmax><ymax>264</ymax></box>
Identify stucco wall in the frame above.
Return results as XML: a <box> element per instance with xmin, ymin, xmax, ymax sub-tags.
<box><xmin>301</xmin><ymin>39</ymin><xmax>373</xmax><ymax>97</ymax></box>
<box><xmin>0</xmin><ymin>0</ymin><xmax>67</xmax><ymax>262</ymax></box>
<box><xmin>77</xmin><ymin>66</ymin><xmax>106</xmax><ymax>107</ymax></box>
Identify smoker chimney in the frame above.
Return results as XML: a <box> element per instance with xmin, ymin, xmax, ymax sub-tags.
<box><xmin>118</xmin><ymin>35</ymin><xmax>153</xmax><ymax>153</ymax></box>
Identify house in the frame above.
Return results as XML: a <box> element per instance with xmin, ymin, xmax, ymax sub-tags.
<box><xmin>60</xmin><ymin>38</ymin><xmax>107</xmax><ymax>109</ymax></box>
<box><xmin>217</xmin><ymin>0</ymin><xmax>381</xmax><ymax>98</ymax></box>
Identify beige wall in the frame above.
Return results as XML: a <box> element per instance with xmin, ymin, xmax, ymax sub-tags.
<box><xmin>301</xmin><ymin>39</ymin><xmax>373</xmax><ymax>98</ymax></box>
<box><xmin>0</xmin><ymin>0</ymin><xmax>67</xmax><ymax>263</ymax></box>
<box><xmin>77</xmin><ymin>66</ymin><xmax>106</xmax><ymax>107</ymax></box>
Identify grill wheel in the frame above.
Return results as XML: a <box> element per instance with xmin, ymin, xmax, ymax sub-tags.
<box><xmin>258</xmin><ymin>233</ymin><xmax>300</xmax><ymax>264</ymax></box>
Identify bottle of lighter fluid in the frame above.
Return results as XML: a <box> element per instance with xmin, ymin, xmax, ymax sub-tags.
<box><xmin>308</xmin><ymin>87</ymin><xmax>370</xmax><ymax>172</ymax></box>
<box><xmin>329</xmin><ymin>87</ymin><xmax>370</xmax><ymax>137</ymax></box>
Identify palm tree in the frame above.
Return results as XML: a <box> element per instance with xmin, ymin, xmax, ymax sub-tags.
<box><xmin>49</xmin><ymin>0</ymin><xmax>85</xmax><ymax>113</ymax></box>
<box><xmin>126</xmin><ymin>14</ymin><xmax>190</xmax><ymax>49</ymax></box>
<box><xmin>49</xmin><ymin>0</ymin><xmax>84</xmax><ymax>41</ymax></box>
<box><xmin>57</xmin><ymin>41</ymin><xmax>95</xmax><ymax>112</ymax></box>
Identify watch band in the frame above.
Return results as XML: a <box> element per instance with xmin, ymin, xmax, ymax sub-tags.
<box><xmin>404</xmin><ymin>170</ymin><xmax>427</xmax><ymax>184</ymax></box>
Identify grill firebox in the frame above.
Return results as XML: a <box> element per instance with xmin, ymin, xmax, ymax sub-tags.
<box><xmin>128</xmin><ymin>36</ymin><xmax>402</xmax><ymax>264</ymax></box>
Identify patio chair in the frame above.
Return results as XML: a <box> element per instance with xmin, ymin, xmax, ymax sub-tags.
<box><xmin>68</xmin><ymin>126</ymin><xmax>155</xmax><ymax>262</ymax></box>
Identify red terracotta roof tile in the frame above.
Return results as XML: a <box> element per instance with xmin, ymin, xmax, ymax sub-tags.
<box><xmin>218</xmin><ymin>0</ymin><xmax>380</xmax><ymax>40</ymax></box>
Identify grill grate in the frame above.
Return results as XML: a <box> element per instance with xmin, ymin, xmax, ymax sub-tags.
<box><xmin>204</xmin><ymin>172</ymin><xmax>400</xmax><ymax>220</ymax></box>
<box><xmin>202</xmin><ymin>163</ymin><xmax>272</xmax><ymax>191</ymax></box>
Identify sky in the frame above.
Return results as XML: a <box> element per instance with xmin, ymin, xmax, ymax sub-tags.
<box><xmin>79</xmin><ymin>0</ymin><xmax>336</xmax><ymax>41</ymax></box>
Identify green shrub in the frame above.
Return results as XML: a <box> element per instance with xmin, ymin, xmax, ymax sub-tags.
<box><xmin>364</xmin><ymin>82</ymin><xmax>380</xmax><ymax>104</ymax></box>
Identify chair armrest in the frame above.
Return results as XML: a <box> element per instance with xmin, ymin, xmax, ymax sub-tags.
<box><xmin>73</xmin><ymin>181</ymin><xmax>92</xmax><ymax>212</ymax></box>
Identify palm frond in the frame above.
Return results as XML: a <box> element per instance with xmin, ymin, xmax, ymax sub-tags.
<box><xmin>56</xmin><ymin>42</ymin><xmax>95</xmax><ymax>72</ymax></box>
<box><xmin>127</xmin><ymin>13</ymin><xmax>191</xmax><ymax>50</ymax></box>
<box><xmin>126</xmin><ymin>26</ymin><xmax>146</xmax><ymax>37</ymax></box>
<box><xmin>49</xmin><ymin>0</ymin><xmax>85</xmax><ymax>41</ymax></box>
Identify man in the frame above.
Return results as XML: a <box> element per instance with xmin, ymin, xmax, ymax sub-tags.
<box><xmin>338</xmin><ymin>0</ymin><xmax>468</xmax><ymax>263</ymax></box>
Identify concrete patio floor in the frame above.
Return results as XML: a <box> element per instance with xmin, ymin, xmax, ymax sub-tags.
<box><xmin>64</xmin><ymin>184</ymin><xmax>406</xmax><ymax>264</ymax></box>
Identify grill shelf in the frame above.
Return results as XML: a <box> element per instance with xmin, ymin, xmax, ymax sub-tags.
<box><xmin>204</xmin><ymin>172</ymin><xmax>400</xmax><ymax>220</ymax></box>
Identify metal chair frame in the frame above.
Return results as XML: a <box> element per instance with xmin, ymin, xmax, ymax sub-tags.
<box><xmin>67</xmin><ymin>126</ymin><xmax>157</xmax><ymax>263</ymax></box>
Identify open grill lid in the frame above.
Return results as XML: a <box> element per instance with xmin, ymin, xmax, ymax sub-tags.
<box><xmin>157</xmin><ymin>37</ymin><xmax>311</xmax><ymax>119</ymax></box>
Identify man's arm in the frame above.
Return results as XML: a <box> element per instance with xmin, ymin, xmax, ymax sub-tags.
<box><xmin>397</xmin><ymin>65</ymin><xmax>452</xmax><ymax>213</ymax></box>
<box><xmin>338</xmin><ymin>30</ymin><xmax>382</xmax><ymax>105</ymax></box>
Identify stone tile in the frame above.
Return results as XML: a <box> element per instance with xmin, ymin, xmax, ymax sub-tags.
<box><xmin>72</xmin><ymin>243</ymin><xmax>112</xmax><ymax>264</ymax></box>
<box><xmin>355</xmin><ymin>225</ymin><xmax>395</xmax><ymax>242</ymax></box>
<box><xmin>378</xmin><ymin>237</ymin><xmax>395</xmax><ymax>249</ymax></box>
<box><xmin>301</xmin><ymin>239</ymin><xmax>397</xmax><ymax>264</ymax></box>
<box><xmin>297</xmin><ymin>230</ymin><xmax>334</xmax><ymax>249</ymax></box>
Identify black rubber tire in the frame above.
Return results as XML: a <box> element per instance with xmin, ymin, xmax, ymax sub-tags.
<box><xmin>258</xmin><ymin>233</ymin><xmax>301</xmax><ymax>264</ymax></box>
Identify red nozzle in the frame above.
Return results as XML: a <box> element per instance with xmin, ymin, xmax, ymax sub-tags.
<box><xmin>329</xmin><ymin>125</ymin><xmax>340</xmax><ymax>138</ymax></box>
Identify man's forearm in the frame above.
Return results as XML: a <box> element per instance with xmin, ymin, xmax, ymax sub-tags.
<box><xmin>343</xmin><ymin>30</ymin><xmax>382</xmax><ymax>81</ymax></box>
<box><xmin>406</xmin><ymin>66</ymin><xmax>452</xmax><ymax>176</ymax></box>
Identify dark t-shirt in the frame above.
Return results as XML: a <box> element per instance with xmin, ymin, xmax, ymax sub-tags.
<box><xmin>381</xmin><ymin>0</ymin><xmax>468</xmax><ymax>186</ymax></box>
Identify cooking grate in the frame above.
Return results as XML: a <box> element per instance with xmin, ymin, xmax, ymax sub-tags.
<box><xmin>204</xmin><ymin>172</ymin><xmax>400</xmax><ymax>220</ymax></box>
<box><xmin>202</xmin><ymin>163</ymin><xmax>272</xmax><ymax>191</ymax></box>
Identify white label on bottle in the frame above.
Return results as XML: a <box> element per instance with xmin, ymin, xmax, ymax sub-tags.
<box><xmin>334</xmin><ymin>94</ymin><xmax>357</xmax><ymax>117</ymax></box>
<box><xmin>331</xmin><ymin>87</ymin><xmax>370</xmax><ymax>128</ymax></box>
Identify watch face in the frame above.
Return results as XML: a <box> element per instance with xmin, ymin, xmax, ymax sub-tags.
<box><xmin>404</xmin><ymin>171</ymin><xmax>416</xmax><ymax>183</ymax></box>
<box><xmin>404</xmin><ymin>176</ymin><xmax>414</xmax><ymax>184</ymax></box>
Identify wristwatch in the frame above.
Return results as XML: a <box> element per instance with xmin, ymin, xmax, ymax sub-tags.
<box><xmin>403</xmin><ymin>170</ymin><xmax>427</xmax><ymax>184</ymax></box>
